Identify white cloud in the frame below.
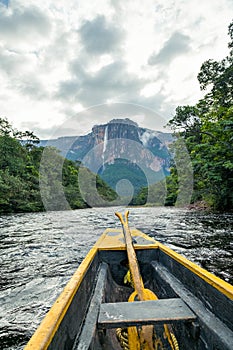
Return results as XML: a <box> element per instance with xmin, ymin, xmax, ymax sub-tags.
<box><xmin>0</xmin><ymin>0</ymin><xmax>232</xmax><ymax>138</ymax></box>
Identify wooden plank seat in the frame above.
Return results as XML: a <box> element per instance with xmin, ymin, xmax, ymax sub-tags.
<box><xmin>73</xmin><ymin>262</ymin><xmax>196</xmax><ymax>349</ymax></box>
<box><xmin>98</xmin><ymin>298</ymin><xmax>196</xmax><ymax>329</ymax></box>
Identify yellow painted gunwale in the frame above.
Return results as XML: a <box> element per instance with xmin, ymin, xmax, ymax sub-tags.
<box><xmin>95</xmin><ymin>228</ymin><xmax>159</xmax><ymax>250</ymax></box>
<box><xmin>157</xmin><ymin>242</ymin><xmax>233</xmax><ymax>300</ymax></box>
<box><xmin>24</xmin><ymin>228</ymin><xmax>233</xmax><ymax>349</ymax></box>
<box><xmin>24</xmin><ymin>247</ymin><xmax>98</xmax><ymax>350</ymax></box>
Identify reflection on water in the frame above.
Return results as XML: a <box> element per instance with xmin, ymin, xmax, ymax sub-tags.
<box><xmin>0</xmin><ymin>207</ymin><xmax>232</xmax><ymax>349</ymax></box>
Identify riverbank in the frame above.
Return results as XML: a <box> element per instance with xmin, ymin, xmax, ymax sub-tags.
<box><xmin>186</xmin><ymin>200</ymin><xmax>211</xmax><ymax>211</ymax></box>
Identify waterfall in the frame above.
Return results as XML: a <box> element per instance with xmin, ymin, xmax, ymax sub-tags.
<box><xmin>102</xmin><ymin>125</ymin><xmax>108</xmax><ymax>171</ymax></box>
<box><xmin>103</xmin><ymin>125</ymin><xmax>108</xmax><ymax>153</ymax></box>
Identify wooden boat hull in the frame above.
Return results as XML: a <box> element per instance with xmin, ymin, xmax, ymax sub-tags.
<box><xmin>25</xmin><ymin>228</ymin><xmax>233</xmax><ymax>350</ymax></box>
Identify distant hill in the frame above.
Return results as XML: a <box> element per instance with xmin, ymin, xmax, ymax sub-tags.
<box><xmin>40</xmin><ymin>118</ymin><xmax>173</xmax><ymax>195</ymax></box>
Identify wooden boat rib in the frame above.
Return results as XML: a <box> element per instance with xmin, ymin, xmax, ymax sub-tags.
<box><xmin>24</xmin><ymin>226</ymin><xmax>233</xmax><ymax>350</ymax></box>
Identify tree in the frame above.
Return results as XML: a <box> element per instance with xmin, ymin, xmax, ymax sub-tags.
<box><xmin>166</xmin><ymin>21</ymin><xmax>233</xmax><ymax>210</ymax></box>
<box><xmin>0</xmin><ymin>119</ymin><xmax>117</xmax><ymax>213</ymax></box>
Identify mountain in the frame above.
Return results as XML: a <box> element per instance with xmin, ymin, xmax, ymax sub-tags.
<box><xmin>40</xmin><ymin>118</ymin><xmax>173</xmax><ymax>195</ymax></box>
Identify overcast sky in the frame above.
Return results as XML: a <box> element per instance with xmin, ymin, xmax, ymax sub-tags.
<box><xmin>0</xmin><ymin>0</ymin><xmax>232</xmax><ymax>139</ymax></box>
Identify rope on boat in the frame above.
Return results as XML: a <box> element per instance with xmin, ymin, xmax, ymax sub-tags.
<box><xmin>115</xmin><ymin>211</ymin><xmax>179</xmax><ymax>350</ymax></box>
<box><xmin>116</xmin><ymin>328</ymin><xmax>130</xmax><ymax>350</ymax></box>
<box><xmin>116</xmin><ymin>326</ymin><xmax>179</xmax><ymax>350</ymax></box>
<box><xmin>124</xmin><ymin>269</ymin><xmax>179</xmax><ymax>350</ymax></box>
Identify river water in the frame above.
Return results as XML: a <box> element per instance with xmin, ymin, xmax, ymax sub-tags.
<box><xmin>0</xmin><ymin>207</ymin><xmax>233</xmax><ymax>350</ymax></box>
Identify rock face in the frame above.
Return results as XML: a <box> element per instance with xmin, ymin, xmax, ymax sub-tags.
<box><xmin>40</xmin><ymin>118</ymin><xmax>172</xmax><ymax>192</ymax></box>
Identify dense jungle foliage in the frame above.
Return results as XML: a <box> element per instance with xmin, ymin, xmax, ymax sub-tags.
<box><xmin>0</xmin><ymin>119</ymin><xmax>116</xmax><ymax>213</ymax></box>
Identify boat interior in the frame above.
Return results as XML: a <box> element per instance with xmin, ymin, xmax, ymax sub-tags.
<box><xmin>48</xmin><ymin>246</ymin><xmax>233</xmax><ymax>350</ymax></box>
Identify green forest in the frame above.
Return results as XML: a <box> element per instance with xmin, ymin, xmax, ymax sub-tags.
<box><xmin>0</xmin><ymin>118</ymin><xmax>116</xmax><ymax>213</ymax></box>
<box><xmin>133</xmin><ymin>21</ymin><xmax>233</xmax><ymax>211</ymax></box>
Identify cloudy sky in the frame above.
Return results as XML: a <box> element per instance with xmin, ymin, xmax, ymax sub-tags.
<box><xmin>0</xmin><ymin>0</ymin><xmax>232</xmax><ymax>139</ymax></box>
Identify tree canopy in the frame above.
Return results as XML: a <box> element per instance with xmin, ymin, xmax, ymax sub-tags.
<box><xmin>166</xmin><ymin>20</ymin><xmax>233</xmax><ymax>211</ymax></box>
<box><xmin>0</xmin><ymin>119</ymin><xmax>117</xmax><ymax>213</ymax></box>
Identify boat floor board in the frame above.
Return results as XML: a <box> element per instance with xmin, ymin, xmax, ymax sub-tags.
<box><xmin>151</xmin><ymin>261</ymin><xmax>233</xmax><ymax>350</ymax></box>
<box><xmin>72</xmin><ymin>262</ymin><xmax>108</xmax><ymax>350</ymax></box>
<box><xmin>98</xmin><ymin>298</ymin><xmax>196</xmax><ymax>329</ymax></box>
